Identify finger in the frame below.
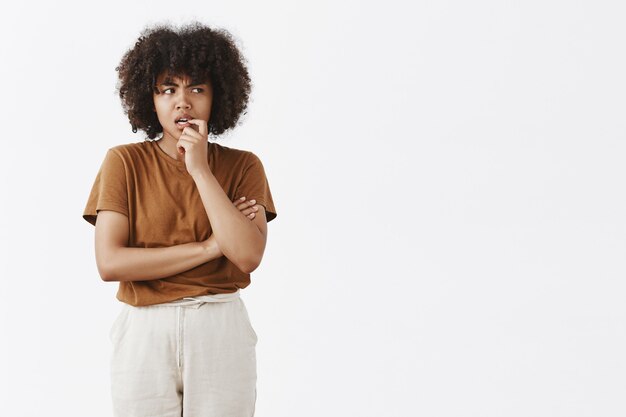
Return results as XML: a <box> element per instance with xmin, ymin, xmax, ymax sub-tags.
<box><xmin>240</xmin><ymin>203</ymin><xmax>259</xmax><ymax>213</ymax></box>
<box><xmin>182</xmin><ymin>126</ymin><xmax>202</xmax><ymax>140</ymax></box>
<box><xmin>188</xmin><ymin>119</ymin><xmax>208</xmax><ymax>136</ymax></box>
<box><xmin>176</xmin><ymin>137</ymin><xmax>193</xmax><ymax>153</ymax></box>
<box><xmin>241</xmin><ymin>204</ymin><xmax>259</xmax><ymax>214</ymax></box>
<box><xmin>177</xmin><ymin>136</ymin><xmax>192</xmax><ymax>146</ymax></box>
<box><xmin>241</xmin><ymin>206</ymin><xmax>259</xmax><ymax>216</ymax></box>
<box><xmin>234</xmin><ymin>199</ymin><xmax>249</xmax><ymax>210</ymax></box>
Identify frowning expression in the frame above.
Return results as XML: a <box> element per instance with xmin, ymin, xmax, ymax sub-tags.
<box><xmin>152</xmin><ymin>72</ymin><xmax>213</xmax><ymax>141</ymax></box>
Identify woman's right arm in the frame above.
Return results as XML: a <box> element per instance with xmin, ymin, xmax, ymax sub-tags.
<box><xmin>94</xmin><ymin>198</ymin><xmax>259</xmax><ymax>282</ymax></box>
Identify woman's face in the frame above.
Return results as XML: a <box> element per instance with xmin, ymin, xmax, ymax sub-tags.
<box><xmin>153</xmin><ymin>72</ymin><xmax>213</xmax><ymax>141</ymax></box>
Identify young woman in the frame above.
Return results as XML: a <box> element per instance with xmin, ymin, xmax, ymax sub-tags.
<box><xmin>82</xmin><ymin>21</ymin><xmax>277</xmax><ymax>416</ymax></box>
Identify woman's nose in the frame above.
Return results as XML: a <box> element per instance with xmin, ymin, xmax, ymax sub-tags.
<box><xmin>176</xmin><ymin>92</ymin><xmax>191</xmax><ymax>109</ymax></box>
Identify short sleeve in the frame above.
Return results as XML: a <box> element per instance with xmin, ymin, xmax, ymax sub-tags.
<box><xmin>82</xmin><ymin>149</ymin><xmax>129</xmax><ymax>226</ymax></box>
<box><xmin>235</xmin><ymin>152</ymin><xmax>277</xmax><ymax>223</ymax></box>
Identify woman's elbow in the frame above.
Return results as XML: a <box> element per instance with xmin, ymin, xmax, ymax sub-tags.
<box><xmin>238</xmin><ymin>252</ymin><xmax>264</xmax><ymax>274</ymax></box>
<box><xmin>97</xmin><ymin>263</ymin><xmax>116</xmax><ymax>282</ymax></box>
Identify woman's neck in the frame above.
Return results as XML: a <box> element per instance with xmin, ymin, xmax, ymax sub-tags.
<box><xmin>156</xmin><ymin>136</ymin><xmax>183</xmax><ymax>161</ymax></box>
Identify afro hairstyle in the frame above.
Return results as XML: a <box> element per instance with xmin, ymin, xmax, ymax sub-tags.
<box><xmin>115</xmin><ymin>21</ymin><xmax>252</xmax><ymax>139</ymax></box>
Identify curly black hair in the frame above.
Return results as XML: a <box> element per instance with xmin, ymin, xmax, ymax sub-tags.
<box><xmin>115</xmin><ymin>21</ymin><xmax>252</xmax><ymax>139</ymax></box>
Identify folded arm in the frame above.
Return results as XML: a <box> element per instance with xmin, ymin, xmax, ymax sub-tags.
<box><xmin>94</xmin><ymin>210</ymin><xmax>221</xmax><ymax>282</ymax></box>
<box><xmin>192</xmin><ymin>169</ymin><xmax>268</xmax><ymax>273</ymax></box>
<box><xmin>93</xmin><ymin>195</ymin><xmax>261</xmax><ymax>282</ymax></box>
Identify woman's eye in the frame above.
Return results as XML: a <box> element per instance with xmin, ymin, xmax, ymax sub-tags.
<box><xmin>162</xmin><ymin>88</ymin><xmax>202</xmax><ymax>94</ymax></box>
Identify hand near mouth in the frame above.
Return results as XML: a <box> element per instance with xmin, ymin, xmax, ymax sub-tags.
<box><xmin>177</xmin><ymin>119</ymin><xmax>210</xmax><ymax>177</ymax></box>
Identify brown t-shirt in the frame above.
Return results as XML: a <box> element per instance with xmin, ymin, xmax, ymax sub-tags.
<box><xmin>82</xmin><ymin>139</ymin><xmax>277</xmax><ymax>306</ymax></box>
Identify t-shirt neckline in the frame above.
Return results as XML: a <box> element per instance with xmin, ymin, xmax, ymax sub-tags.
<box><xmin>151</xmin><ymin>138</ymin><xmax>186</xmax><ymax>167</ymax></box>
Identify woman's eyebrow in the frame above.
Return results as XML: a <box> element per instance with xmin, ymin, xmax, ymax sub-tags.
<box><xmin>159</xmin><ymin>78</ymin><xmax>207</xmax><ymax>87</ymax></box>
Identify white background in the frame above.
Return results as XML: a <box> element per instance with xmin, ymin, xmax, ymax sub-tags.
<box><xmin>0</xmin><ymin>0</ymin><xmax>624</xmax><ymax>416</ymax></box>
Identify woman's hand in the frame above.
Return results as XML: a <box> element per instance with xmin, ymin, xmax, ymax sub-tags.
<box><xmin>177</xmin><ymin>119</ymin><xmax>210</xmax><ymax>177</ymax></box>
<box><xmin>233</xmin><ymin>196</ymin><xmax>261</xmax><ymax>220</ymax></box>
<box><xmin>201</xmin><ymin>196</ymin><xmax>260</xmax><ymax>255</ymax></box>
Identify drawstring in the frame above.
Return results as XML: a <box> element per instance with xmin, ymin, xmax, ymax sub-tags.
<box><xmin>154</xmin><ymin>289</ymin><xmax>241</xmax><ymax>309</ymax></box>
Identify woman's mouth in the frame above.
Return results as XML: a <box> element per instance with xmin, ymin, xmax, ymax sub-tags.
<box><xmin>176</xmin><ymin>118</ymin><xmax>191</xmax><ymax>128</ymax></box>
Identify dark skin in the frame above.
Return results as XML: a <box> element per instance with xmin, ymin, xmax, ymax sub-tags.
<box><xmin>233</xmin><ymin>196</ymin><xmax>261</xmax><ymax>221</ymax></box>
<box><xmin>151</xmin><ymin>71</ymin><xmax>261</xmax><ymax>221</ymax></box>
<box><xmin>152</xmin><ymin>71</ymin><xmax>265</xmax><ymax>264</ymax></box>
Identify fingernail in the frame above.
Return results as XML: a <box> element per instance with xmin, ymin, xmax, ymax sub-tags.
<box><xmin>240</xmin><ymin>196</ymin><xmax>245</xmax><ymax>200</ymax></box>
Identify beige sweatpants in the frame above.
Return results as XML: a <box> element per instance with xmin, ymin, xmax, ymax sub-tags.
<box><xmin>109</xmin><ymin>289</ymin><xmax>257</xmax><ymax>417</ymax></box>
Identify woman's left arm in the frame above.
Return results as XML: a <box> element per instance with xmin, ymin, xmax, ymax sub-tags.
<box><xmin>176</xmin><ymin>119</ymin><xmax>268</xmax><ymax>274</ymax></box>
<box><xmin>192</xmin><ymin>169</ymin><xmax>268</xmax><ymax>273</ymax></box>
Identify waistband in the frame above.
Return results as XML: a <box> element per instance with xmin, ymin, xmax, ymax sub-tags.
<box><xmin>134</xmin><ymin>289</ymin><xmax>241</xmax><ymax>309</ymax></box>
